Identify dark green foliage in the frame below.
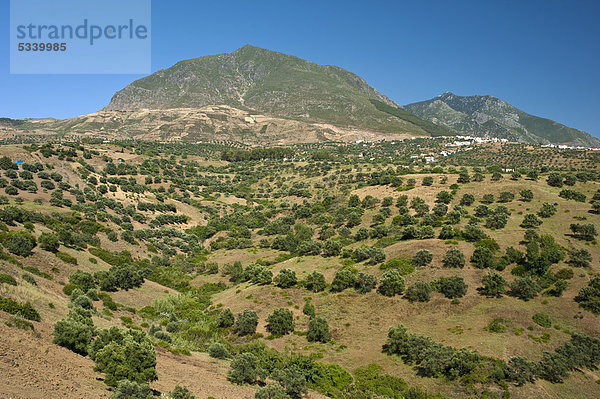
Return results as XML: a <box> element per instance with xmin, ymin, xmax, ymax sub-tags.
<box><xmin>266</xmin><ymin>308</ymin><xmax>295</xmax><ymax>336</ymax></box>
<box><xmin>559</xmin><ymin>189</ymin><xmax>586</xmax><ymax>202</ymax></box>
<box><xmin>111</xmin><ymin>380</ymin><xmax>153</xmax><ymax>399</ymax></box>
<box><xmin>218</xmin><ymin>308</ymin><xmax>235</xmax><ymax>328</ymax></box>
<box><xmin>322</xmin><ymin>240</ymin><xmax>342</xmax><ymax>257</ymax></box>
<box><xmin>521</xmin><ymin>214</ymin><xmax>543</xmax><ymax>228</ymax></box>
<box><xmin>272</xmin><ymin>368</ymin><xmax>308</xmax><ymax>399</ymax></box>
<box><xmin>0</xmin><ymin>273</ymin><xmax>17</xmax><ymax>286</ymax></box>
<box><xmin>355</xmin><ymin>272</ymin><xmax>377</xmax><ymax>294</ymax></box>
<box><xmin>97</xmin><ymin>264</ymin><xmax>144</xmax><ymax>291</ymax></box>
<box><xmin>330</xmin><ymin>269</ymin><xmax>356</xmax><ymax>292</ymax></box>
<box><xmin>91</xmin><ymin>328</ymin><xmax>157</xmax><ymax>386</ymax></box>
<box><xmin>302</xmin><ymin>302</ymin><xmax>315</xmax><ymax>318</ymax></box>
<box><xmin>307</xmin><ymin>317</ymin><xmax>331</xmax><ymax>343</ymax></box>
<box><xmin>274</xmin><ymin>269</ymin><xmax>298</xmax><ymax>288</ymax></box>
<box><xmin>0</xmin><ymin>296</ymin><xmax>41</xmax><ymax>321</ymax></box>
<box><xmin>53</xmin><ymin>308</ymin><xmax>94</xmax><ymax>355</ymax></box>
<box><xmin>537</xmin><ymin>202</ymin><xmax>557</xmax><ymax>218</ymax></box>
<box><xmin>478</xmin><ymin>272</ymin><xmax>507</xmax><ymax>297</ymax></box>
<box><xmin>459</xmin><ymin>193</ymin><xmax>474</xmax><ymax>206</ymax></box>
<box><xmin>506</xmin><ymin>357</ymin><xmax>539</xmax><ymax>386</ymax></box>
<box><xmin>413</xmin><ymin>250</ymin><xmax>433</xmax><ymax>267</ymax></box>
<box><xmin>569</xmin><ymin>223</ymin><xmax>597</xmax><ymax>241</ymax></box>
<box><xmin>442</xmin><ymin>248</ymin><xmax>465</xmax><ymax>268</ymax></box>
<box><xmin>404</xmin><ymin>282</ymin><xmax>431</xmax><ymax>302</ymax></box>
<box><xmin>462</xmin><ymin>224</ymin><xmax>485</xmax><ymax>241</ymax></box>
<box><xmin>209</xmin><ymin>342</ymin><xmax>230</xmax><ymax>359</ymax></box>
<box><xmin>509</xmin><ymin>276</ymin><xmax>540</xmax><ymax>301</ymax></box>
<box><xmin>168</xmin><ymin>385</ymin><xmax>196</xmax><ymax>399</ymax></box>
<box><xmin>228</xmin><ymin>353</ymin><xmax>265</xmax><ymax>384</ymax></box>
<box><xmin>234</xmin><ymin>309</ymin><xmax>259</xmax><ymax>336</ymax></box>
<box><xmin>2</xmin><ymin>230</ymin><xmax>36</xmax><ymax>257</ymax></box>
<box><xmin>470</xmin><ymin>247</ymin><xmax>495</xmax><ymax>269</ymax></box>
<box><xmin>435</xmin><ymin>276</ymin><xmax>467</xmax><ymax>299</ymax></box>
<box><xmin>575</xmin><ymin>276</ymin><xmax>600</xmax><ymax>314</ymax></box>
<box><xmin>546</xmin><ymin>173</ymin><xmax>563</xmax><ymax>188</ymax></box>
<box><xmin>69</xmin><ymin>270</ymin><xmax>96</xmax><ymax>292</ymax></box>
<box><xmin>382</xmin><ymin>324</ymin><xmax>481</xmax><ymax>380</ymax></box>
<box><xmin>569</xmin><ymin>248</ymin><xmax>592</xmax><ymax>268</ymax></box>
<box><xmin>377</xmin><ymin>270</ymin><xmax>405</xmax><ymax>297</ymax></box>
<box><xmin>532</xmin><ymin>313</ymin><xmax>552</xmax><ymax>328</ymax></box>
<box><xmin>304</xmin><ymin>271</ymin><xmax>327</xmax><ymax>292</ymax></box>
<box><xmin>38</xmin><ymin>232</ymin><xmax>60</xmax><ymax>252</ymax></box>
<box><xmin>255</xmin><ymin>383</ymin><xmax>290</xmax><ymax>399</ymax></box>
<box><xmin>519</xmin><ymin>189</ymin><xmax>534</xmax><ymax>202</ymax></box>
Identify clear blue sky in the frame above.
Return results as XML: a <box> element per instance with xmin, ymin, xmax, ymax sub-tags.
<box><xmin>2</xmin><ymin>0</ymin><xmax>599</xmax><ymax>137</ymax></box>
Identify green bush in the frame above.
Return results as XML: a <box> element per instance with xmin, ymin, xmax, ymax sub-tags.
<box><xmin>404</xmin><ymin>282</ymin><xmax>432</xmax><ymax>302</ymax></box>
<box><xmin>56</xmin><ymin>251</ymin><xmax>78</xmax><ymax>265</ymax></box>
<box><xmin>304</xmin><ymin>271</ymin><xmax>327</xmax><ymax>292</ymax></box>
<box><xmin>377</xmin><ymin>270</ymin><xmax>405</xmax><ymax>297</ymax></box>
<box><xmin>0</xmin><ymin>273</ymin><xmax>17</xmax><ymax>286</ymax></box>
<box><xmin>208</xmin><ymin>342</ymin><xmax>230</xmax><ymax>359</ymax></box>
<box><xmin>228</xmin><ymin>353</ymin><xmax>265</xmax><ymax>384</ymax></box>
<box><xmin>274</xmin><ymin>269</ymin><xmax>297</xmax><ymax>288</ymax></box>
<box><xmin>92</xmin><ymin>328</ymin><xmax>158</xmax><ymax>386</ymax></box>
<box><xmin>110</xmin><ymin>380</ymin><xmax>153</xmax><ymax>399</ymax></box>
<box><xmin>0</xmin><ymin>296</ymin><xmax>41</xmax><ymax>321</ymax></box>
<box><xmin>234</xmin><ymin>309</ymin><xmax>259</xmax><ymax>336</ymax></box>
<box><xmin>443</xmin><ymin>248</ymin><xmax>465</xmax><ymax>268</ymax></box>
<box><xmin>330</xmin><ymin>269</ymin><xmax>356</xmax><ymax>292</ymax></box>
<box><xmin>532</xmin><ymin>313</ymin><xmax>552</xmax><ymax>328</ymax></box>
<box><xmin>266</xmin><ymin>308</ymin><xmax>295</xmax><ymax>336</ymax></box>
<box><xmin>53</xmin><ymin>311</ymin><xmax>94</xmax><ymax>355</ymax></box>
<box><xmin>272</xmin><ymin>368</ymin><xmax>308</xmax><ymax>398</ymax></box>
<box><xmin>255</xmin><ymin>383</ymin><xmax>289</xmax><ymax>399</ymax></box>
<box><xmin>307</xmin><ymin>316</ymin><xmax>331</xmax><ymax>343</ymax></box>
<box><xmin>168</xmin><ymin>385</ymin><xmax>196</xmax><ymax>399</ymax></box>
<box><xmin>435</xmin><ymin>276</ymin><xmax>467</xmax><ymax>299</ymax></box>
<box><xmin>413</xmin><ymin>250</ymin><xmax>433</xmax><ymax>267</ymax></box>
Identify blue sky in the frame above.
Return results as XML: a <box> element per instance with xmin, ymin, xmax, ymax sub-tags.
<box><xmin>2</xmin><ymin>0</ymin><xmax>599</xmax><ymax>137</ymax></box>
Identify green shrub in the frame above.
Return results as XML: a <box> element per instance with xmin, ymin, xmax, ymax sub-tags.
<box><xmin>110</xmin><ymin>380</ymin><xmax>153</xmax><ymax>399</ymax></box>
<box><xmin>404</xmin><ymin>282</ymin><xmax>432</xmax><ymax>302</ymax></box>
<box><xmin>22</xmin><ymin>273</ymin><xmax>37</xmax><ymax>285</ymax></box>
<box><xmin>377</xmin><ymin>270</ymin><xmax>405</xmax><ymax>297</ymax></box>
<box><xmin>0</xmin><ymin>296</ymin><xmax>41</xmax><ymax>321</ymax></box>
<box><xmin>266</xmin><ymin>308</ymin><xmax>295</xmax><ymax>336</ymax></box>
<box><xmin>0</xmin><ymin>273</ymin><xmax>17</xmax><ymax>286</ymax></box>
<box><xmin>168</xmin><ymin>385</ymin><xmax>196</xmax><ymax>399</ymax></box>
<box><xmin>255</xmin><ymin>383</ymin><xmax>289</xmax><ymax>399</ymax></box>
<box><xmin>307</xmin><ymin>316</ymin><xmax>331</xmax><ymax>343</ymax></box>
<box><xmin>304</xmin><ymin>271</ymin><xmax>327</xmax><ymax>292</ymax></box>
<box><xmin>234</xmin><ymin>309</ymin><xmax>259</xmax><ymax>336</ymax></box>
<box><xmin>208</xmin><ymin>342</ymin><xmax>230</xmax><ymax>359</ymax></box>
<box><xmin>532</xmin><ymin>313</ymin><xmax>552</xmax><ymax>328</ymax></box>
<box><xmin>228</xmin><ymin>353</ymin><xmax>265</xmax><ymax>384</ymax></box>
<box><xmin>56</xmin><ymin>251</ymin><xmax>78</xmax><ymax>265</ymax></box>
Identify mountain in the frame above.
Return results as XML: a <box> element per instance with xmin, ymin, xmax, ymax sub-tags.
<box><xmin>103</xmin><ymin>45</ymin><xmax>451</xmax><ymax>137</ymax></box>
<box><xmin>405</xmin><ymin>92</ymin><xmax>600</xmax><ymax>146</ymax></box>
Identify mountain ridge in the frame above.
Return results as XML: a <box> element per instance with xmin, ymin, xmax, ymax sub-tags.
<box><xmin>405</xmin><ymin>92</ymin><xmax>599</xmax><ymax>146</ymax></box>
<box><xmin>102</xmin><ymin>45</ymin><xmax>448</xmax><ymax>136</ymax></box>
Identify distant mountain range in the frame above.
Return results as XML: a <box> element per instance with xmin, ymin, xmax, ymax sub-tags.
<box><xmin>4</xmin><ymin>45</ymin><xmax>598</xmax><ymax>146</ymax></box>
<box><xmin>405</xmin><ymin>92</ymin><xmax>599</xmax><ymax>146</ymax></box>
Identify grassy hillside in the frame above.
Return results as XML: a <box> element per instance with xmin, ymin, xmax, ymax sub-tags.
<box><xmin>0</xmin><ymin>140</ymin><xmax>599</xmax><ymax>398</ymax></box>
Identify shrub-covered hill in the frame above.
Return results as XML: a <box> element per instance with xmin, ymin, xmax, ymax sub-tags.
<box><xmin>0</xmin><ymin>140</ymin><xmax>599</xmax><ymax>399</ymax></box>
